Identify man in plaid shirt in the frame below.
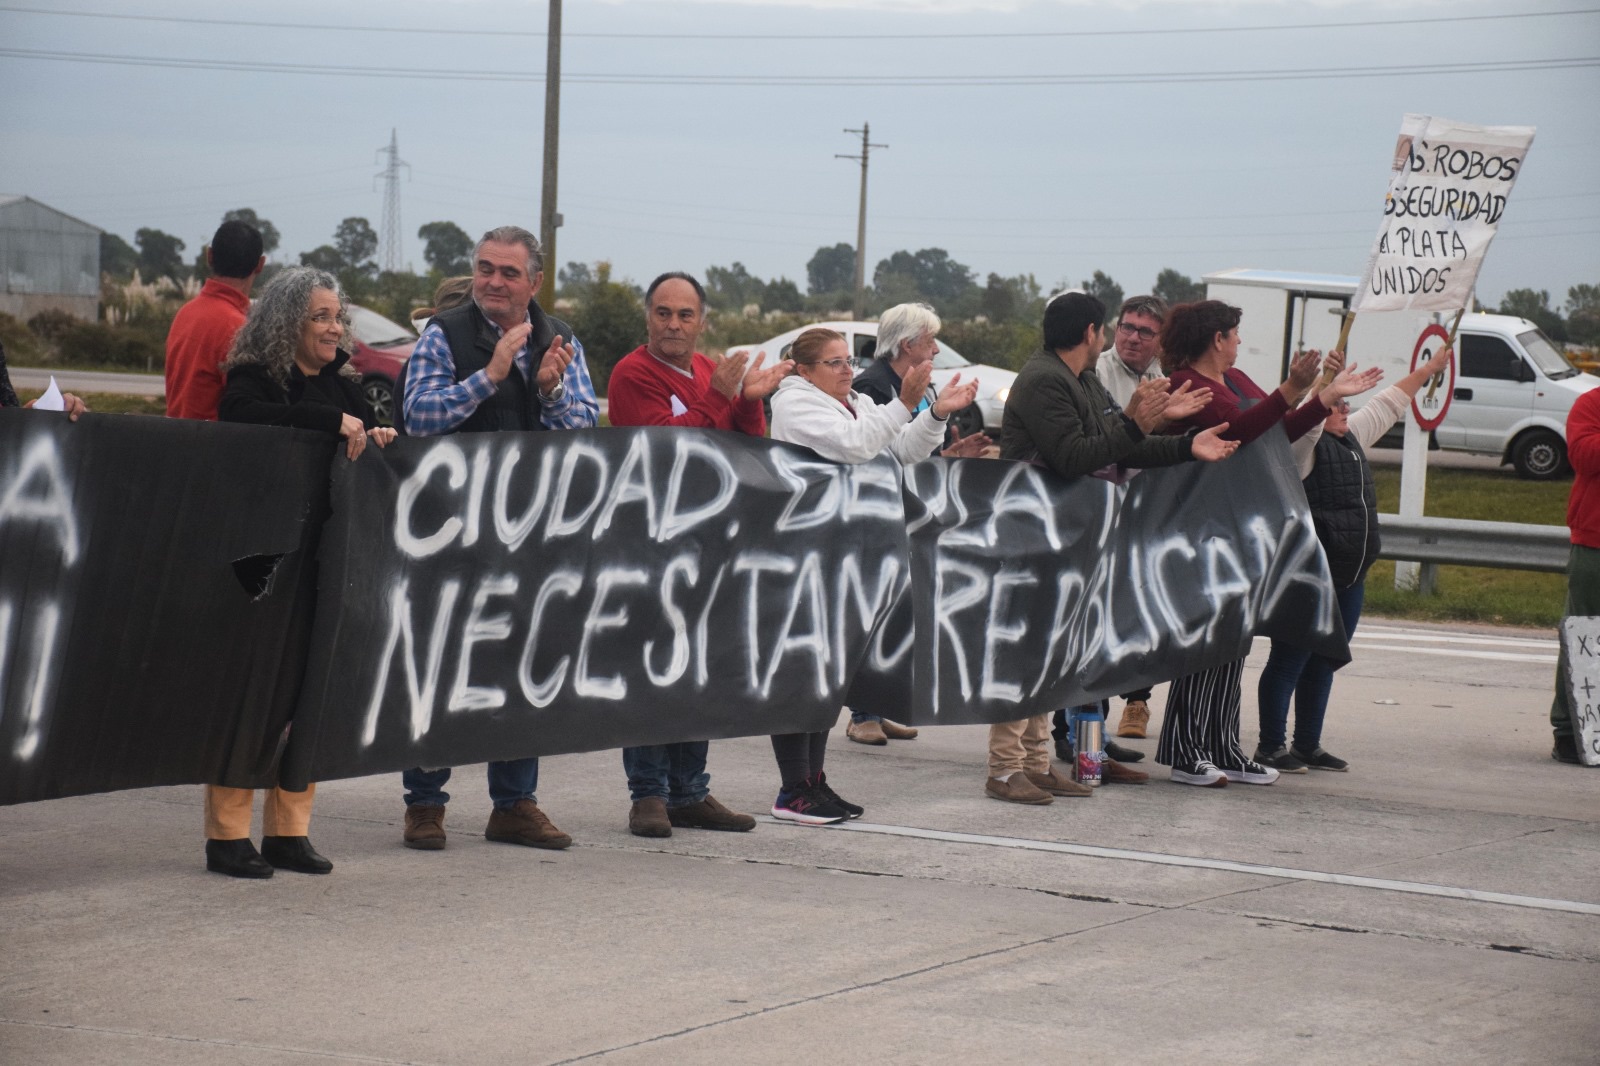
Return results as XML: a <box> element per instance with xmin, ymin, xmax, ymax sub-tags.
<box><xmin>397</xmin><ymin>225</ymin><xmax>597</xmax><ymax>853</ymax></box>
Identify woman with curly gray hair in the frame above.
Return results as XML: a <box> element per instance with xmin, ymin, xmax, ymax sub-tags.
<box><xmin>204</xmin><ymin>267</ymin><xmax>394</xmax><ymax>879</ymax></box>
<box><xmin>221</xmin><ymin>266</ymin><xmax>395</xmax><ymax>461</ymax></box>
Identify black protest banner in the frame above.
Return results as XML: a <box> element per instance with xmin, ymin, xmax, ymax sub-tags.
<box><xmin>0</xmin><ymin>411</ymin><xmax>327</xmax><ymax>806</ymax></box>
<box><xmin>283</xmin><ymin>429</ymin><xmax>909</xmax><ymax>787</ymax></box>
<box><xmin>901</xmin><ymin>433</ymin><xmax>1346</xmax><ymax>724</ymax></box>
<box><xmin>1</xmin><ymin>414</ymin><xmax>1347</xmax><ymax>804</ymax></box>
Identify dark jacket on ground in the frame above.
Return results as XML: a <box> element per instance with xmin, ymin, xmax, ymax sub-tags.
<box><xmin>1000</xmin><ymin>348</ymin><xmax>1195</xmax><ymax>477</ymax></box>
<box><xmin>220</xmin><ymin>350</ymin><xmax>376</xmax><ymax>433</ymax></box>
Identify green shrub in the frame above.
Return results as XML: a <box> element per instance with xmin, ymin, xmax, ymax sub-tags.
<box><xmin>27</xmin><ymin>308</ymin><xmax>81</xmax><ymax>344</ymax></box>
<box><xmin>0</xmin><ymin>311</ymin><xmax>47</xmax><ymax>364</ymax></box>
<box><xmin>939</xmin><ymin>319</ymin><xmax>1039</xmax><ymax>372</ymax></box>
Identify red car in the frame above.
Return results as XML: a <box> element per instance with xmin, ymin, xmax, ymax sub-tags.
<box><xmin>344</xmin><ymin>305</ymin><xmax>417</xmax><ymax>426</ymax></box>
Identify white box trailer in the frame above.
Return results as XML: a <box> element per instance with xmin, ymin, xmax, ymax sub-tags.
<box><xmin>1202</xmin><ymin>268</ymin><xmax>1428</xmax><ymax>408</ymax></box>
<box><xmin>1204</xmin><ymin>269</ymin><xmax>1595</xmax><ymax>478</ymax></box>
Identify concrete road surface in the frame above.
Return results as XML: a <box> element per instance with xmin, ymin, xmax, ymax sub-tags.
<box><xmin>2</xmin><ymin>617</ymin><xmax>1596</xmax><ymax>1064</ymax></box>
<box><xmin>7</xmin><ymin>367</ymin><xmax>167</xmax><ymax>397</ymax></box>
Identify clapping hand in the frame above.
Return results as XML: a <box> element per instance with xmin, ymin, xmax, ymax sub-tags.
<box><xmin>932</xmin><ymin>372</ymin><xmax>978</xmax><ymax>418</ymax></box>
<box><xmin>1190</xmin><ymin>423</ymin><xmax>1239</xmax><ymax>463</ymax></box>
<box><xmin>740</xmin><ymin>351</ymin><xmax>794</xmax><ymax>401</ymax></box>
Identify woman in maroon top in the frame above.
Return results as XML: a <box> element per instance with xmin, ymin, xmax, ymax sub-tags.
<box><xmin>1156</xmin><ymin>300</ymin><xmax>1378</xmax><ymax>788</ymax></box>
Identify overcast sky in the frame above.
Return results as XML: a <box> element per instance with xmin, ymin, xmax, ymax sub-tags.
<box><xmin>3</xmin><ymin>0</ymin><xmax>1596</xmax><ymax>308</ymax></box>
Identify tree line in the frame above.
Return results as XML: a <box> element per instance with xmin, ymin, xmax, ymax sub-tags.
<box><xmin>16</xmin><ymin>208</ymin><xmax>1594</xmax><ymax>384</ymax></box>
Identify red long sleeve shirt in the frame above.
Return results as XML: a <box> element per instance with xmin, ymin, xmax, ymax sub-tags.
<box><xmin>1566</xmin><ymin>388</ymin><xmax>1600</xmax><ymax>549</ymax></box>
<box><xmin>164</xmin><ymin>279</ymin><xmax>250</xmax><ymax>421</ymax></box>
<box><xmin>605</xmin><ymin>345</ymin><xmax>766</xmax><ymax>435</ymax></box>
<box><xmin>1168</xmin><ymin>366</ymin><xmax>1328</xmax><ymax>445</ymax></box>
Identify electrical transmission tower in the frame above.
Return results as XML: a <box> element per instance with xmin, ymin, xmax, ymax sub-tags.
<box><xmin>837</xmin><ymin>122</ymin><xmax>887</xmax><ymax>320</ymax></box>
<box><xmin>375</xmin><ymin>128</ymin><xmax>411</xmax><ymax>273</ymax></box>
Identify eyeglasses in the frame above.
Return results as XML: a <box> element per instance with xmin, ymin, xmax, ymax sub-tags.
<box><xmin>1117</xmin><ymin>322</ymin><xmax>1157</xmax><ymax>341</ymax></box>
<box><xmin>309</xmin><ymin>311</ymin><xmax>342</xmax><ymax>326</ymax></box>
<box><xmin>805</xmin><ymin>358</ymin><xmax>852</xmax><ymax>371</ymax></box>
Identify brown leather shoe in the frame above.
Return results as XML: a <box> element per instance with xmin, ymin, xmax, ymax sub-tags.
<box><xmin>1102</xmin><ymin>758</ymin><xmax>1149</xmax><ymax>784</ymax></box>
<box><xmin>846</xmin><ymin>719</ymin><xmax>889</xmax><ymax>745</ymax></box>
<box><xmin>1116</xmin><ymin>700</ymin><xmax>1150</xmax><ymax>738</ymax></box>
<box><xmin>485</xmin><ymin>799</ymin><xmax>572</xmax><ymax>849</ymax></box>
<box><xmin>985</xmin><ymin>773</ymin><xmax>1054</xmax><ymax>805</ymax></box>
<box><xmin>403</xmin><ymin>804</ymin><xmax>446</xmax><ymax>850</ymax></box>
<box><xmin>629</xmin><ymin>796</ymin><xmax>672</xmax><ymax>838</ymax></box>
<box><xmin>880</xmin><ymin>719</ymin><xmax>919</xmax><ymax>740</ymax></box>
<box><xmin>668</xmin><ymin>794</ymin><xmax>756</xmax><ymax>832</ymax></box>
<box><xmin>1025</xmin><ymin>767</ymin><xmax>1093</xmax><ymax>797</ymax></box>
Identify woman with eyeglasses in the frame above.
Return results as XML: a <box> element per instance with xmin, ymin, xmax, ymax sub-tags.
<box><xmin>765</xmin><ymin>326</ymin><xmax>978</xmax><ymax>823</ymax></box>
<box><xmin>204</xmin><ymin>267</ymin><xmax>395</xmax><ymax>879</ymax></box>
<box><xmin>1156</xmin><ymin>300</ymin><xmax>1380</xmax><ymax>788</ymax></box>
<box><xmin>1254</xmin><ymin>342</ymin><xmax>1454</xmax><ymax>774</ymax></box>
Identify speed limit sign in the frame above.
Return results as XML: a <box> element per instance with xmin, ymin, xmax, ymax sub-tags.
<box><xmin>1410</xmin><ymin>324</ymin><xmax>1455</xmax><ymax>431</ymax></box>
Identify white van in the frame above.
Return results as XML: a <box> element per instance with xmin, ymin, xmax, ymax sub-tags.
<box><xmin>1204</xmin><ymin>269</ymin><xmax>1595</xmax><ymax>479</ymax></box>
<box><xmin>1436</xmin><ymin>313</ymin><xmax>1596</xmax><ymax>479</ymax></box>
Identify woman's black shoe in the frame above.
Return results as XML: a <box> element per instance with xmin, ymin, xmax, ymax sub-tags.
<box><xmin>261</xmin><ymin>835</ymin><xmax>334</xmax><ymax>874</ymax></box>
<box><xmin>205</xmin><ymin>838</ymin><xmax>274</xmax><ymax>879</ymax></box>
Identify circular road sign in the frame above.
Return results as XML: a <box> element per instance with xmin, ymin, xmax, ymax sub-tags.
<box><xmin>1410</xmin><ymin>323</ymin><xmax>1455</xmax><ymax>431</ymax></box>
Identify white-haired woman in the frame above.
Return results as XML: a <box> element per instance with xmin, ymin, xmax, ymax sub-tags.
<box><xmin>846</xmin><ymin>302</ymin><xmax>991</xmax><ymax>745</ymax></box>
<box><xmin>765</xmin><ymin>326</ymin><xmax>978</xmax><ymax>823</ymax></box>
<box><xmin>206</xmin><ymin>267</ymin><xmax>395</xmax><ymax>878</ymax></box>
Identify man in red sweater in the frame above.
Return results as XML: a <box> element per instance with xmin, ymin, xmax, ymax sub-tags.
<box><xmin>606</xmin><ymin>271</ymin><xmax>792</xmax><ymax>836</ymax></box>
<box><xmin>165</xmin><ymin>220</ymin><xmax>264</xmax><ymax>420</ymax></box>
<box><xmin>1552</xmin><ymin>387</ymin><xmax>1600</xmax><ymax>764</ymax></box>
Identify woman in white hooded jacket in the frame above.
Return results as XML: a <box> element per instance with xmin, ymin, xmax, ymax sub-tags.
<box><xmin>763</xmin><ymin>326</ymin><xmax>978</xmax><ymax>824</ymax></box>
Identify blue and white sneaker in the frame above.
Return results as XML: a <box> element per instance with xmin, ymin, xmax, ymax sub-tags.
<box><xmin>772</xmin><ymin>785</ymin><xmax>848</xmax><ymax>825</ymax></box>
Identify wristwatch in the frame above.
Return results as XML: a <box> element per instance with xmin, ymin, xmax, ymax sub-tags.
<box><xmin>538</xmin><ymin>377</ymin><xmax>566</xmax><ymax>403</ymax></box>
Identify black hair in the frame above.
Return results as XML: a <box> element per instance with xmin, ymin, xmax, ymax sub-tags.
<box><xmin>209</xmin><ymin>220</ymin><xmax>263</xmax><ymax>279</ymax></box>
<box><xmin>645</xmin><ymin>271</ymin><xmax>707</xmax><ymax>311</ymax></box>
<box><xmin>1041</xmin><ymin>291</ymin><xmax>1105</xmax><ymax>352</ymax></box>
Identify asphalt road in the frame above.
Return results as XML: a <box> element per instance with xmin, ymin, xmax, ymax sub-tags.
<box><xmin>7</xmin><ymin>367</ymin><xmax>168</xmax><ymax>397</ymax></box>
<box><xmin>2</xmin><ymin>617</ymin><xmax>1596</xmax><ymax>1064</ymax></box>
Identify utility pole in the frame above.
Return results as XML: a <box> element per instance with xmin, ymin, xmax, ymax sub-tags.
<box><xmin>537</xmin><ymin>0</ymin><xmax>562</xmax><ymax>307</ymax></box>
<box><xmin>837</xmin><ymin>122</ymin><xmax>886</xmax><ymax>319</ymax></box>
<box><xmin>374</xmin><ymin>128</ymin><xmax>410</xmax><ymax>273</ymax></box>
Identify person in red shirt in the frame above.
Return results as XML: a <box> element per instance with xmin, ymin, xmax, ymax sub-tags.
<box><xmin>165</xmin><ymin>220</ymin><xmax>264</xmax><ymax>420</ymax></box>
<box><xmin>1551</xmin><ymin>387</ymin><xmax>1600</xmax><ymax>764</ymax></box>
<box><xmin>605</xmin><ymin>271</ymin><xmax>791</xmax><ymax>837</ymax></box>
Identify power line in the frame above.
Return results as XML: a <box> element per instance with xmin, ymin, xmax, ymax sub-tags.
<box><xmin>2</xmin><ymin>5</ymin><xmax>1596</xmax><ymax>40</ymax></box>
<box><xmin>2</xmin><ymin>47</ymin><xmax>1595</xmax><ymax>86</ymax></box>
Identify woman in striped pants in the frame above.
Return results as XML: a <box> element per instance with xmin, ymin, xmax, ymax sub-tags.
<box><xmin>1157</xmin><ymin>301</ymin><xmax>1379</xmax><ymax>786</ymax></box>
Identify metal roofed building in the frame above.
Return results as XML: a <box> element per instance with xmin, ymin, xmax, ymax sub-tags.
<box><xmin>0</xmin><ymin>195</ymin><xmax>103</xmax><ymax>322</ymax></box>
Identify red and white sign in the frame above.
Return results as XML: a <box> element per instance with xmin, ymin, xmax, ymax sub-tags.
<box><xmin>1410</xmin><ymin>323</ymin><xmax>1455</xmax><ymax>431</ymax></box>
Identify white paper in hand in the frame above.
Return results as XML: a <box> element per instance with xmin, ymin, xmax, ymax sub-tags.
<box><xmin>34</xmin><ymin>376</ymin><xmax>66</xmax><ymax>412</ymax></box>
<box><xmin>669</xmin><ymin>395</ymin><xmax>689</xmax><ymax>417</ymax></box>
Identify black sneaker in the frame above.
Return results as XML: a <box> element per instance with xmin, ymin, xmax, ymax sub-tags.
<box><xmin>1215</xmin><ymin>758</ymin><xmax>1280</xmax><ymax>786</ymax></box>
<box><xmin>1170</xmin><ymin>760</ymin><xmax>1228</xmax><ymax>787</ymax></box>
<box><xmin>1552</xmin><ymin>734</ymin><xmax>1581</xmax><ymax>764</ymax></box>
<box><xmin>813</xmin><ymin>772</ymin><xmax>863</xmax><ymax>819</ymax></box>
<box><xmin>1254</xmin><ymin>745</ymin><xmax>1309</xmax><ymax>773</ymax></box>
<box><xmin>771</xmin><ymin>784</ymin><xmax>847</xmax><ymax>825</ymax></box>
<box><xmin>1291</xmin><ymin>745</ymin><xmax>1349</xmax><ymax>772</ymax></box>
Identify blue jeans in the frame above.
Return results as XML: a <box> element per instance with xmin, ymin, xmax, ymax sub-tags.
<box><xmin>623</xmin><ymin>742</ymin><xmax>709</xmax><ymax>807</ymax></box>
<box><xmin>850</xmin><ymin>710</ymin><xmax>880</xmax><ymax>724</ymax></box>
<box><xmin>1257</xmin><ymin>580</ymin><xmax>1366</xmax><ymax>753</ymax></box>
<box><xmin>402</xmin><ymin>758</ymin><xmax>539</xmax><ymax>810</ymax></box>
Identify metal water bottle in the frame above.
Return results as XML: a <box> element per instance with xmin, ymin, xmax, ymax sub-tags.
<box><xmin>1072</xmin><ymin>709</ymin><xmax>1104</xmax><ymax>787</ymax></box>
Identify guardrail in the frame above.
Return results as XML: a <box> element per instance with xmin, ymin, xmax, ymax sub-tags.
<box><xmin>1377</xmin><ymin>513</ymin><xmax>1571</xmax><ymax>573</ymax></box>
